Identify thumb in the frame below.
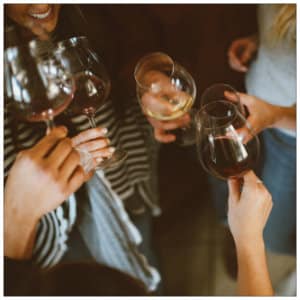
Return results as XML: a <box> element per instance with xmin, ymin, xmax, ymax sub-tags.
<box><xmin>240</xmin><ymin>48</ymin><xmax>252</xmax><ymax>64</ymax></box>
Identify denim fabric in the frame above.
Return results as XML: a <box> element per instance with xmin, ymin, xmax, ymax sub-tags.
<box><xmin>260</xmin><ymin>129</ymin><xmax>296</xmax><ymax>255</ymax></box>
<box><xmin>211</xmin><ymin>128</ymin><xmax>296</xmax><ymax>255</ymax></box>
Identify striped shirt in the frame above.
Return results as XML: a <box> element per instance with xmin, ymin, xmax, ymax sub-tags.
<box><xmin>4</xmin><ymin>98</ymin><xmax>160</xmax><ymax>268</ymax></box>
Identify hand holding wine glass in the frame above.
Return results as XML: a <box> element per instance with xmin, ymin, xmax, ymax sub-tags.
<box><xmin>224</xmin><ymin>91</ymin><xmax>296</xmax><ymax>143</ymax></box>
<box><xmin>196</xmin><ymin>100</ymin><xmax>260</xmax><ymax>180</ymax></box>
<box><xmin>134</xmin><ymin>52</ymin><xmax>197</xmax><ymax>146</ymax></box>
<box><xmin>227</xmin><ymin>170</ymin><xmax>273</xmax><ymax>245</ymax></box>
<box><xmin>56</xmin><ymin>36</ymin><xmax>127</xmax><ymax>169</ymax></box>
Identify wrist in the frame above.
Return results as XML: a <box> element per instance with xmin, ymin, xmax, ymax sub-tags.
<box><xmin>271</xmin><ymin>106</ymin><xmax>284</xmax><ymax>128</ymax></box>
<box><xmin>4</xmin><ymin>201</ymin><xmax>39</xmax><ymax>259</ymax></box>
<box><xmin>235</xmin><ymin>234</ymin><xmax>265</xmax><ymax>255</ymax></box>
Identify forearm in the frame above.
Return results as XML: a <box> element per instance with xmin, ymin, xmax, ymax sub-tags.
<box><xmin>4</xmin><ymin>203</ymin><xmax>39</xmax><ymax>260</ymax></box>
<box><xmin>272</xmin><ymin>104</ymin><xmax>296</xmax><ymax>131</ymax></box>
<box><xmin>236</xmin><ymin>237</ymin><xmax>273</xmax><ymax>296</ymax></box>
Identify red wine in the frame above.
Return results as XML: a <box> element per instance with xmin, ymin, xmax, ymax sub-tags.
<box><xmin>9</xmin><ymin>92</ymin><xmax>73</xmax><ymax>123</ymax></box>
<box><xmin>66</xmin><ymin>72</ymin><xmax>109</xmax><ymax>117</ymax></box>
<box><xmin>202</xmin><ymin>136</ymin><xmax>254</xmax><ymax>179</ymax></box>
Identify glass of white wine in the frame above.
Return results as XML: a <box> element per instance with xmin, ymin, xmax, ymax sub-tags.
<box><xmin>134</xmin><ymin>52</ymin><xmax>197</xmax><ymax>146</ymax></box>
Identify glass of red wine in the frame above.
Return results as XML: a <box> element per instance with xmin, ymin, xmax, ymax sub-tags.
<box><xmin>134</xmin><ymin>52</ymin><xmax>197</xmax><ymax>146</ymax></box>
<box><xmin>201</xmin><ymin>83</ymin><xmax>246</xmax><ymax>116</ymax></box>
<box><xmin>56</xmin><ymin>36</ymin><xmax>127</xmax><ymax>169</ymax></box>
<box><xmin>4</xmin><ymin>39</ymin><xmax>75</xmax><ymax>131</ymax></box>
<box><xmin>196</xmin><ymin>100</ymin><xmax>259</xmax><ymax>180</ymax></box>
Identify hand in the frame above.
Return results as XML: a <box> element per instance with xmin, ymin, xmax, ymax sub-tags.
<box><xmin>140</xmin><ymin>71</ymin><xmax>191</xmax><ymax>143</ymax></box>
<box><xmin>147</xmin><ymin>113</ymin><xmax>190</xmax><ymax>143</ymax></box>
<box><xmin>228</xmin><ymin>35</ymin><xmax>258</xmax><ymax>72</ymax></box>
<box><xmin>225</xmin><ymin>91</ymin><xmax>282</xmax><ymax>143</ymax></box>
<box><xmin>5</xmin><ymin>126</ymin><xmax>86</xmax><ymax>259</ymax></box>
<box><xmin>227</xmin><ymin>171</ymin><xmax>273</xmax><ymax>247</ymax></box>
<box><xmin>72</xmin><ymin>127</ymin><xmax>115</xmax><ymax>166</ymax></box>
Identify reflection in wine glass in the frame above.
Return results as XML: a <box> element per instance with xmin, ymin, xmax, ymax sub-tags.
<box><xmin>201</xmin><ymin>83</ymin><xmax>246</xmax><ymax>116</ymax></box>
<box><xmin>134</xmin><ymin>52</ymin><xmax>197</xmax><ymax>146</ymax></box>
<box><xmin>56</xmin><ymin>36</ymin><xmax>127</xmax><ymax>169</ymax></box>
<box><xmin>196</xmin><ymin>100</ymin><xmax>260</xmax><ymax>180</ymax></box>
<box><xmin>4</xmin><ymin>39</ymin><xmax>75</xmax><ymax>131</ymax></box>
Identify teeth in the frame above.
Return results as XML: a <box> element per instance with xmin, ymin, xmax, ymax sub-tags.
<box><xmin>29</xmin><ymin>7</ymin><xmax>52</xmax><ymax>19</ymax></box>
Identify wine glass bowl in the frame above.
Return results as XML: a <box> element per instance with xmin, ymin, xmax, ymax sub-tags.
<box><xmin>4</xmin><ymin>42</ymin><xmax>75</xmax><ymax>128</ymax></box>
<box><xmin>56</xmin><ymin>36</ymin><xmax>111</xmax><ymax>119</ymax></box>
<box><xmin>201</xmin><ymin>83</ymin><xmax>246</xmax><ymax>116</ymax></box>
<box><xmin>196</xmin><ymin>100</ymin><xmax>259</xmax><ymax>180</ymax></box>
<box><xmin>134</xmin><ymin>52</ymin><xmax>197</xmax><ymax>146</ymax></box>
<box><xmin>135</xmin><ymin>52</ymin><xmax>196</xmax><ymax>121</ymax></box>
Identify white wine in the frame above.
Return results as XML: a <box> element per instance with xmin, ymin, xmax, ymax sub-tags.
<box><xmin>143</xmin><ymin>93</ymin><xmax>194</xmax><ymax>121</ymax></box>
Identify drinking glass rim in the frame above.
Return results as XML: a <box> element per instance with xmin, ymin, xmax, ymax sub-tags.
<box><xmin>134</xmin><ymin>51</ymin><xmax>175</xmax><ymax>89</ymax></box>
<box><xmin>196</xmin><ymin>100</ymin><xmax>239</xmax><ymax>129</ymax></box>
<box><xmin>56</xmin><ymin>35</ymin><xmax>89</xmax><ymax>50</ymax></box>
<box><xmin>200</xmin><ymin>82</ymin><xmax>239</xmax><ymax>105</ymax></box>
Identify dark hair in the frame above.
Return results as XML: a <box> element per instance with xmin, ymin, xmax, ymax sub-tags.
<box><xmin>40</xmin><ymin>262</ymin><xmax>148</xmax><ymax>296</ymax></box>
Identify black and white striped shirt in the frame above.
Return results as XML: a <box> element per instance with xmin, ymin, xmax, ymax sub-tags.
<box><xmin>4</xmin><ymin>99</ymin><xmax>160</xmax><ymax>268</ymax></box>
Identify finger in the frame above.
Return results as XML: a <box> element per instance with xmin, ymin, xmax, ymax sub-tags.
<box><xmin>242</xmin><ymin>170</ymin><xmax>260</xmax><ymax>189</ymax></box>
<box><xmin>240</xmin><ymin>48</ymin><xmax>252</xmax><ymax>64</ymax></box>
<box><xmin>236</xmin><ymin>92</ymin><xmax>254</xmax><ymax>106</ymax></box>
<box><xmin>154</xmin><ymin>128</ymin><xmax>176</xmax><ymax>143</ymax></box>
<box><xmin>72</xmin><ymin>127</ymin><xmax>108</xmax><ymax>147</ymax></box>
<box><xmin>60</xmin><ymin>149</ymin><xmax>81</xmax><ymax>182</ymax></box>
<box><xmin>90</xmin><ymin>147</ymin><xmax>116</xmax><ymax>158</ymax></box>
<box><xmin>67</xmin><ymin>166</ymin><xmax>85</xmax><ymax>194</ymax></box>
<box><xmin>229</xmin><ymin>126</ymin><xmax>253</xmax><ymax>144</ymax></box>
<box><xmin>227</xmin><ymin>41</ymin><xmax>241</xmax><ymax>61</ymax></box>
<box><xmin>47</xmin><ymin>138</ymin><xmax>73</xmax><ymax>169</ymax></box>
<box><xmin>227</xmin><ymin>179</ymin><xmax>241</xmax><ymax>205</ymax></box>
<box><xmin>76</xmin><ymin>138</ymin><xmax>109</xmax><ymax>152</ymax></box>
<box><xmin>151</xmin><ymin>114</ymin><xmax>190</xmax><ymax>131</ymax></box>
<box><xmin>84</xmin><ymin>170</ymin><xmax>95</xmax><ymax>182</ymax></box>
<box><xmin>230</xmin><ymin>56</ymin><xmax>248</xmax><ymax>72</ymax></box>
<box><xmin>32</xmin><ymin>126</ymin><xmax>68</xmax><ymax>158</ymax></box>
<box><xmin>224</xmin><ymin>91</ymin><xmax>239</xmax><ymax>103</ymax></box>
<box><xmin>142</xmin><ymin>93</ymin><xmax>175</xmax><ymax>116</ymax></box>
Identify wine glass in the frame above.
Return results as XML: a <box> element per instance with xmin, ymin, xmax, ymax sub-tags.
<box><xmin>134</xmin><ymin>52</ymin><xmax>197</xmax><ymax>146</ymax></box>
<box><xmin>55</xmin><ymin>36</ymin><xmax>127</xmax><ymax>169</ymax></box>
<box><xmin>201</xmin><ymin>83</ymin><xmax>246</xmax><ymax>116</ymax></box>
<box><xmin>4</xmin><ymin>39</ymin><xmax>75</xmax><ymax>132</ymax></box>
<box><xmin>196</xmin><ymin>100</ymin><xmax>260</xmax><ymax>180</ymax></box>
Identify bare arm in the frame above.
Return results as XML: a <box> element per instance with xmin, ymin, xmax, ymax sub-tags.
<box><xmin>228</xmin><ymin>171</ymin><xmax>274</xmax><ymax>296</ymax></box>
<box><xmin>236</xmin><ymin>237</ymin><xmax>273</xmax><ymax>296</ymax></box>
<box><xmin>273</xmin><ymin>104</ymin><xmax>296</xmax><ymax>131</ymax></box>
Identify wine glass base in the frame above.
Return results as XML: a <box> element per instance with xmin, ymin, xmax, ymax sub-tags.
<box><xmin>95</xmin><ymin>149</ymin><xmax>128</xmax><ymax>170</ymax></box>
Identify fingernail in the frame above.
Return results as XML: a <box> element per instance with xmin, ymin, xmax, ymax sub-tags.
<box><xmin>106</xmin><ymin>138</ymin><xmax>111</xmax><ymax>144</ymax></box>
<box><xmin>101</xmin><ymin>128</ymin><xmax>108</xmax><ymax>135</ymax></box>
<box><xmin>108</xmin><ymin>147</ymin><xmax>115</xmax><ymax>153</ymax></box>
<box><xmin>96</xmin><ymin>157</ymin><xmax>103</xmax><ymax>163</ymax></box>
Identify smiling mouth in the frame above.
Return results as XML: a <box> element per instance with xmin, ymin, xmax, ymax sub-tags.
<box><xmin>29</xmin><ymin>7</ymin><xmax>52</xmax><ymax>20</ymax></box>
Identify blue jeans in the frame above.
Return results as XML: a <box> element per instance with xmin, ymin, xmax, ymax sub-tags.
<box><xmin>211</xmin><ymin>128</ymin><xmax>296</xmax><ymax>255</ymax></box>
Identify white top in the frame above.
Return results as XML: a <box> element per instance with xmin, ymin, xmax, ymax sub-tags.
<box><xmin>246</xmin><ymin>4</ymin><xmax>296</xmax><ymax>137</ymax></box>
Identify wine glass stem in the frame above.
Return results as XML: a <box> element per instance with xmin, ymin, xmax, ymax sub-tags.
<box><xmin>45</xmin><ymin>118</ymin><xmax>55</xmax><ymax>134</ymax></box>
<box><xmin>87</xmin><ymin>116</ymin><xmax>97</xmax><ymax>128</ymax></box>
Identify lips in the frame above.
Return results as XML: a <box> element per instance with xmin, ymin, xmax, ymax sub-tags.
<box><xmin>28</xmin><ymin>6</ymin><xmax>52</xmax><ymax>20</ymax></box>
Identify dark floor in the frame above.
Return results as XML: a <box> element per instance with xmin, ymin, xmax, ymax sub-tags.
<box><xmin>153</xmin><ymin>143</ymin><xmax>296</xmax><ymax>296</ymax></box>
